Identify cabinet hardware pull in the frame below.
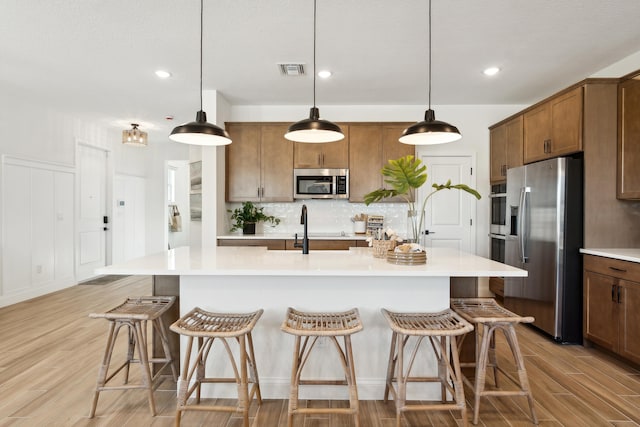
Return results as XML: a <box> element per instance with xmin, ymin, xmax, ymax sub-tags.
<box><xmin>612</xmin><ymin>284</ymin><xmax>615</xmax><ymax>302</ymax></box>
<box><xmin>609</xmin><ymin>266</ymin><xmax>627</xmax><ymax>273</ymax></box>
<box><xmin>257</xmin><ymin>187</ymin><xmax>260</xmax><ymax>197</ymax></box>
<box><xmin>618</xmin><ymin>285</ymin><xmax>621</xmax><ymax>304</ymax></box>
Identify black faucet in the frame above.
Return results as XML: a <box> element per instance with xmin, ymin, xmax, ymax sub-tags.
<box><xmin>293</xmin><ymin>204</ymin><xmax>309</xmax><ymax>254</ymax></box>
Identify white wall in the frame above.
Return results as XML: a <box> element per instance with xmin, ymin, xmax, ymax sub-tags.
<box><xmin>168</xmin><ymin>160</ymin><xmax>191</xmax><ymax>249</ymax></box>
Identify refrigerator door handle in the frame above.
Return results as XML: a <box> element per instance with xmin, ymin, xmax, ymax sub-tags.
<box><xmin>518</xmin><ymin>187</ymin><xmax>531</xmax><ymax>263</ymax></box>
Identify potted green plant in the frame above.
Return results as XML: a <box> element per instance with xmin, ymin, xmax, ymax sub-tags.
<box><xmin>363</xmin><ymin>155</ymin><xmax>481</xmax><ymax>243</ymax></box>
<box><xmin>228</xmin><ymin>201</ymin><xmax>281</xmax><ymax>234</ymax></box>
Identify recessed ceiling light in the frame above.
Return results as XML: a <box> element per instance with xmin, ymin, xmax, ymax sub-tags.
<box><xmin>483</xmin><ymin>67</ymin><xmax>500</xmax><ymax>76</ymax></box>
<box><xmin>155</xmin><ymin>70</ymin><xmax>172</xmax><ymax>79</ymax></box>
<box><xmin>318</xmin><ymin>70</ymin><xmax>332</xmax><ymax>79</ymax></box>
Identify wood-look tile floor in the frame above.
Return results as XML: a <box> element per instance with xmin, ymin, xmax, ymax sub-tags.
<box><xmin>1</xmin><ymin>276</ymin><xmax>639</xmax><ymax>426</ymax></box>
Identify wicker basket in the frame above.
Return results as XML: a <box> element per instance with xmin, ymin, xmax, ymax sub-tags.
<box><xmin>386</xmin><ymin>250</ymin><xmax>427</xmax><ymax>265</ymax></box>
<box><xmin>372</xmin><ymin>240</ymin><xmax>396</xmax><ymax>258</ymax></box>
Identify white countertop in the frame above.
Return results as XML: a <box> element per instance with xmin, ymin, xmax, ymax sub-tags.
<box><xmin>217</xmin><ymin>232</ymin><xmax>367</xmax><ymax>240</ymax></box>
<box><xmin>96</xmin><ymin>246</ymin><xmax>526</xmax><ymax>278</ymax></box>
<box><xmin>580</xmin><ymin>248</ymin><xmax>640</xmax><ymax>263</ymax></box>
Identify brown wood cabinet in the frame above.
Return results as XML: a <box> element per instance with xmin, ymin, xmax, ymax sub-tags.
<box><xmin>617</xmin><ymin>75</ymin><xmax>640</xmax><ymax>199</ymax></box>
<box><xmin>217</xmin><ymin>238</ymin><xmax>364</xmax><ymax>251</ymax></box>
<box><xmin>523</xmin><ymin>86</ymin><xmax>583</xmax><ymax>164</ymax></box>
<box><xmin>226</xmin><ymin>123</ymin><xmax>293</xmax><ymax>202</ymax></box>
<box><xmin>348</xmin><ymin>123</ymin><xmax>414</xmax><ymax>202</ymax></box>
<box><xmin>293</xmin><ymin>126</ymin><xmax>349</xmax><ymax>169</ymax></box>
<box><xmin>489</xmin><ymin>115</ymin><xmax>523</xmax><ymax>183</ymax></box>
<box><xmin>217</xmin><ymin>238</ymin><xmax>286</xmax><ymax>250</ymax></box>
<box><xmin>284</xmin><ymin>239</ymin><xmax>359</xmax><ymax>251</ymax></box>
<box><xmin>583</xmin><ymin>254</ymin><xmax>640</xmax><ymax>364</ymax></box>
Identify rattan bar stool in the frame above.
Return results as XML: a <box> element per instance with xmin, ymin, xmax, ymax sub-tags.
<box><xmin>451</xmin><ymin>298</ymin><xmax>538</xmax><ymax>425</ymax></box>
<box><xmin>169</xmin><ymin>307</ymin><xmax>263</xmax><ymax>427</ymax></box>
<box><xmin>88</xmin><ymin>296</ymin><xmax>177</xmax><ymax>418</ymax></box>
<box><xmin>381</xmin><ymin>308</ymin><xmax>474</xmax><ymax>427</ymax></box>
<box><xmin>281</xmin><ymin>307</ymin><xmax>363</xmax><ymax>427</ymax></box>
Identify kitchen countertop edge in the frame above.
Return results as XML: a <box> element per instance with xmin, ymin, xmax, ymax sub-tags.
<box><xmin>580</xmin><ymin>248</ymin><xmax>640</xmax><ymax>264</ymax></box>
<box><xmin>217</xmin><ymin>233</ymin><xmax>368</xmax><ymax>240</ymax></box>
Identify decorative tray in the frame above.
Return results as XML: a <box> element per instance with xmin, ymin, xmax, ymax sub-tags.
<box><xmin>386</xmin><ymin>250</ymin><xmax>427</xmax><ymax>265</ymax></box>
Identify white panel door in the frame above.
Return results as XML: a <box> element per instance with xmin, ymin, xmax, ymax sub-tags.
<box><xmin>418</xmin><ymin>155</ymin><xmax>475</xmax><ymax>253</ymax></box>
<box><xmin>77</xmin><ymin>145</ymin><xmax>107</xmax><ymax>281</ymax></box>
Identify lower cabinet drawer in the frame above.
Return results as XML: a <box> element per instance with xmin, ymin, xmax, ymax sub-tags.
<box><xmin>584</xmin><ymin>254</ymin><xmax>640</xmax><ymax>280</ymax></box>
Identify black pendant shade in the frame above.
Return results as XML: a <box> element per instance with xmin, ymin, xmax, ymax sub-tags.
<box><xmin>285</xmin><ymin>0</ymin><xmax>344</xmax><ymax>144</ymax></box>
<box><xmin>399</xmin><ymin>109</ymin><xmax>462</xmax><ymax>145</ymax></box>
<box><xmin>400</xmin><ymin>0</ymin><xmax>461</xmax><ymax>145</ymax></box>
<box><xmin>285</xmin><ymin>107</ymin><xmax>344</xmax><ymax>143</ymax></box>
<box><xmin>169</xmin><ymin>0</ymin><xmax>231</xmax><ymax>146</ymax></box>
<box><xmin>170</xmin><ymin>110</ymin><xmax>231</xmax><ymax>146</ymax></box>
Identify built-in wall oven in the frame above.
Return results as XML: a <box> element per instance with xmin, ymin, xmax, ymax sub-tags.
<box><xmin>489</xmin><ymin>183</ymin><xmax>507</xmax><ymax>263</ymax></box>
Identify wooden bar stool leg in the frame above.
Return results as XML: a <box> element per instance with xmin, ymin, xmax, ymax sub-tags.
<box><xmin>176</xmin><ymin>336</ymin><xmax>194</xmax><ymax>427</ymax></box>
<box><xmin>246</xmin><ymin>331</ymin><xmax>262</xmax><ymax>404</ymax></box>
<box><xmin>155</xmin><ymin>316</ymin><xmax>178</xmax><ymax>381</ymax></box>
<box><xmin>450</xmin><ymin>335</ymin><xmax>469</xmax><ymax>427</ymax></box>
<box><xmin>133</xmin><ymin>320</ymin><xmax>156</xmax><ymax>416</ymax></box>
<box><xmin>489</xmin><ymin>332</ymin><xmax>499</xmax><ymax>388</ymax></box>
<box><xmin>344</xmin><ymin>335</ymin><xmax>360</xmax><ymax>427</ymax></box>
<box><xmin>90</xmin><ymin>321</ymin><xmax>117</xmax><ymax>418</ymax></box>
<box><xmin>287</xmin><ymin>335</ymin><xmax>302</xmax><ymax>427</ymax></box>
<box><xmin>237</xmin><ymin>335</ymin><xmax>250</xmax><ymax>427</ymax></box>
<box><xmin>504</xmin><ymin>324</ymin><xmax>538</xmax><ymax>425</ymax></box>
<box><xmin>124</xmin><ymin>324</ymin><xmax>135</xmax><ymax>384</ymax></box>
<box><xmin>384</xmin><ymin>331</ymin><xmax>398</xmax><ymax>402</ymax></box>
<box><xmin>395</xmin><ymin>332</ymin><xmax>405</xmax><ymax>427</ymax></box>
<box><xmin>473</xmin><ymin>324</ymin><xmax>493</xmax><ymax>425</ymax></box>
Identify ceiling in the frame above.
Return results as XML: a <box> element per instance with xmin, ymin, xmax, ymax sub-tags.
<box><xmin>2</xmin><ymin>0</ymin><xmax>640</xmax><ymax>142</ymax></box>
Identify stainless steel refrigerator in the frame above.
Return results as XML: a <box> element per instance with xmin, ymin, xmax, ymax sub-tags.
<box><xmin>505</xmin><ymin>156</ymin><xmax>583</xmax><ymax>343</ymax></box>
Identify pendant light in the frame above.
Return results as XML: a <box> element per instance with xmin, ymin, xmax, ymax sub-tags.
<box><xmin>169</xmin><ymin>0</ymin><xmax>231</xmax><ymax>146</ymax></box>
<box><xmin>285</xmin><ymin>0</ymin><xmax>344</xmax><ymax>143</ymax></box>
<box><xmin>400</xmin><ymin>0</ymin><xmax>461</xmax><ymax>145</ymax></box>
<box><xmin>122</xmin><ymin>123</ymin><xmax>147</xmax><ymax>147</ymax></box>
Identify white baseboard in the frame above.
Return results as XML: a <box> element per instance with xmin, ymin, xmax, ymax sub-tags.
<box><xmin>0</xmin><ymin>276</ymin><xmax>75</xmax><ymax>308</ymax></box>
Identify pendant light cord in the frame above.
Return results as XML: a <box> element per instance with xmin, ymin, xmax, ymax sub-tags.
<box><xmin>312</xmin><ymin>0</ymin><xmax>317</xmax><ymax>108</ymax></box>
<box><xmin>199</xmin><ymin>0</ymin><xmax>204</xmax><ymax>112</ymax></box>
<box><xmin>428</xmin><ymin>0</ymin><xmax>432</xmax><ymax>111</ymax></box>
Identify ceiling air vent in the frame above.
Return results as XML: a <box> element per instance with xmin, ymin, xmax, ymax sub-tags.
<box><xmin>278</xmin><ymin>63</ymin><xmax>305</xmax><ymax>76</ymax></box>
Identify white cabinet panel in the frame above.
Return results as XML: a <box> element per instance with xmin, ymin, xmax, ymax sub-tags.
<box><xmin>2</xmin><ymin>164</ymin><xmax>32</xmax><ymax>295</ymax></box>
<box><xmin>31</xmin><ymin>168</ymin><xmax>55</xmax><ymax>285</ymax></box>
<box><xmin>55</xmin><ymin>171</ymin><xmax>74</xmax><ymax>280</ymax></box>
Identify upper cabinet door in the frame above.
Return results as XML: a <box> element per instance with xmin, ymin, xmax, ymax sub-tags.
<box><xmin>226</xmin><ymin>123</ymin><xmax>293</xmax><ymax>202</ymax></box>
<box><xmin>348</xmin><ymin>125</ymin><xmax>382</xmax><ymax>203</ymax></box>
<box><xmin>347</xmin><ymin>124</ymin><xmax>414</xmax><ymax>202</ymax></box>
<box><xmin>549</xmin><ymin>87</ymin><xmax>583</xmax><ymax>156</ymax></box>
<box><xmin>226</xmin><ymin>124</ymin><xmax>261</xmax><ymax>202</ymax></box>
<box><xmin>293</xmin><ymin>125</ymin><xmax>349</xmax><ymax>168</ymax></box>
<box><xmin>618</xmin><ymin>77</ymin><xmax>640</xmax><ymax>200</ymax></box>
<box><xmin>523</xmin><ymin>87</ymin><xmax>583</xmax><ymax>164</ymax></box>
<box><xmin>490</xmin><ymin>115</ymin><xmax>523</xmax><ymax>184</ymax></box>
<box><xmin>260</xmin><ymin>124</ymin><xmax>293</xmax><ymax>202</ymax></box>
<box><xmin>505</xmin><ymin>115</ymin><xmax>524</xmax><ymax>171</ymax></box>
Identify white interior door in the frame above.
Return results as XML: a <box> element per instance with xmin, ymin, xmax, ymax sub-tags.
<box><xmin>418</xmin><ymin>155</ymin><xmax>475</xmax><ymax>253</ymax></box>
<box><xmin>77</xmin><ymin>145</ymin><xmax>107</xmax><ymax>281</ymax></box>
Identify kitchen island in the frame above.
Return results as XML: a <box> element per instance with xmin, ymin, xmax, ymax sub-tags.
<box><xmin>96</xmin><ymin>246</ymin><xmax>526</xmax><ymax>400</ymax></box>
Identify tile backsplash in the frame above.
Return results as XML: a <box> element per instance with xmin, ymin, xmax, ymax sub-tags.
<box><xmin>224</xmin><ymin>200</ymin><xmax>408</xmax><ymax>236</ymax></box>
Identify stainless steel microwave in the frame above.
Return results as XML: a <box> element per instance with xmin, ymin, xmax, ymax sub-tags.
<box><xmin>293</xmin><ymin>168</ymin><xmax>349</xmax><ymax>199</ymax></box>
